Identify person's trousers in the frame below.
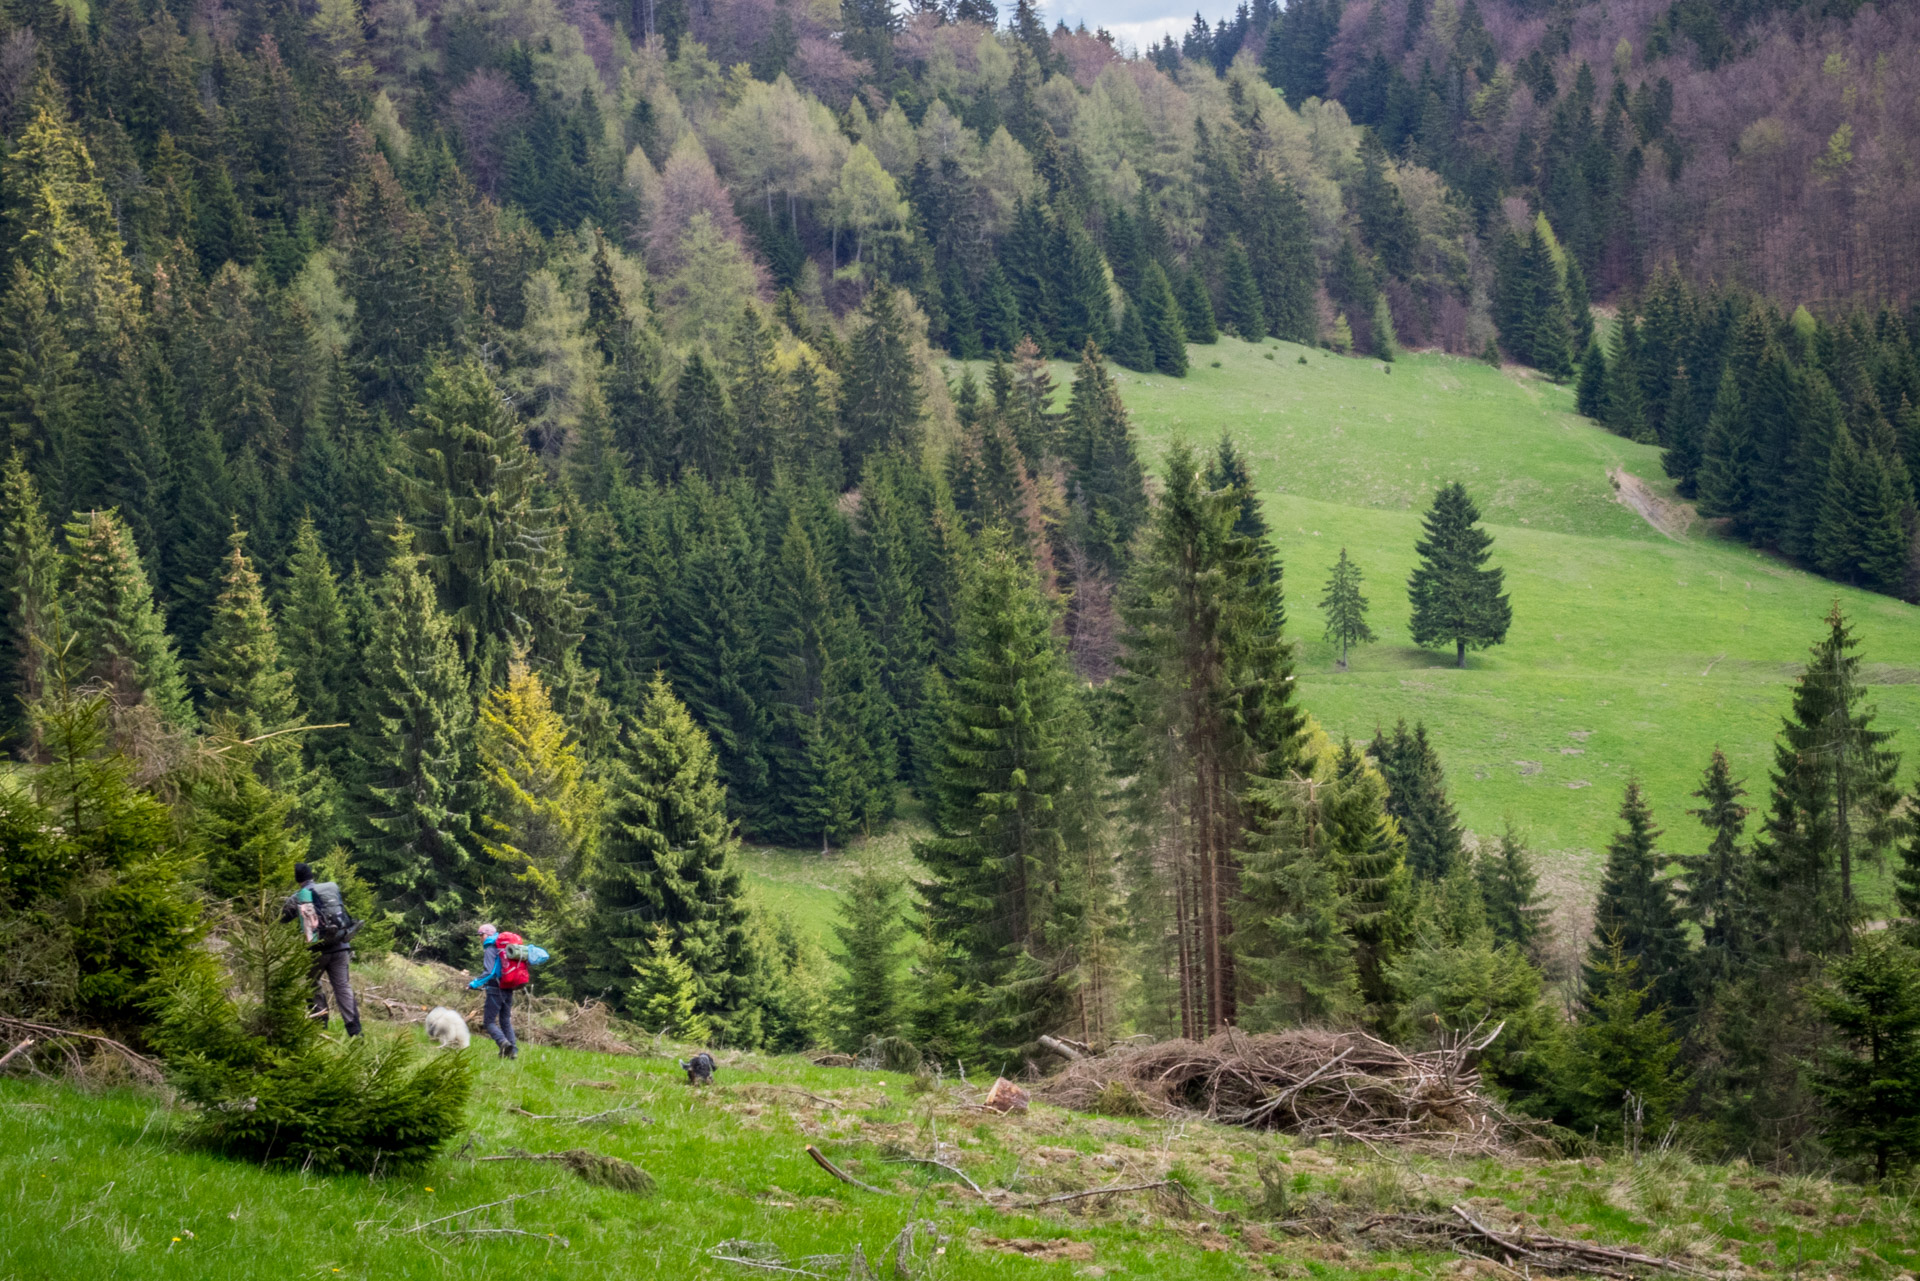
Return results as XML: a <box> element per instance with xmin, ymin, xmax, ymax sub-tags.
<box><xmin>483</xmin><ymin>986</ymin><xmax>516</xmax><ymax>1051</ymax></box>
<box><xmin>309</xmin><ymin>949</ymin><xmax>361</xmax><ymax>1035</ymax></box>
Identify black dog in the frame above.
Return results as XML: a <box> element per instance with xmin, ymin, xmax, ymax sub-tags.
<box><xmin>680</xmin><ymin>1052</ymin><xmax>716</xmax><ymax>1085</ymax></box>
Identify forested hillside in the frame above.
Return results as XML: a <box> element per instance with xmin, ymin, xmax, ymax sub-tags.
<box><xmin>4</xmin><ymin>0</ymin><xmax>1920</xmax><ymax>1186</ymax></box>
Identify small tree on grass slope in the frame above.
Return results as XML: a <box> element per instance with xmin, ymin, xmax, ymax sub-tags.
<box><xmin>1407</xmin><ymin>482</ymin><xmax>1510</xmax><ymax>667</ymax></box>
<box><xmin>1319</xmin><ymin>547</ymin><xmax>1375</xmax><ymax>669</ymax></box>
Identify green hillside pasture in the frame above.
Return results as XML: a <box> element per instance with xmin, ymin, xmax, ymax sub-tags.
<box><xmin>735</xmin><ymin>807</ymin><xmax>930</xmax><ymax>948</ymax></box>
<box><xmin>987</xmin><ymin>338</ymin><xmax>1920</xmax><ymax>895</ymax></box>
<box><xmin>3</xmin><ymin>1031</ymin><xmax>1912</xmax><ymax>1280</ymax></box>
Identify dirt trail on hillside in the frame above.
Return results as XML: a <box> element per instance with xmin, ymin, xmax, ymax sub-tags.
<box><xmin>1608</xmin><ymin>468</ymin><xmax>1695</xmax><ymax>540</ymax></box>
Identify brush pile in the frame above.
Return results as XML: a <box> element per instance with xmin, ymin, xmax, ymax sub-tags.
<box><xmin>1039</xmin><ymin>1025</ymin><xmax>1521</xmax><ymax>1152</ymax></box>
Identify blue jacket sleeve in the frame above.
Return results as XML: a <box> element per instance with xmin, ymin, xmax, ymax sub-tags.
<box><xmin>469</xmin><ymin>942</ymin><xmax>500</xmax><ymax>989</ymax></box>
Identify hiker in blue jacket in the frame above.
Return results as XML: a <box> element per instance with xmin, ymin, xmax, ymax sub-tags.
<box><xmin>468</xmin><ymin>924</ymin><xmax>517</xmax><ymax>1059</ymax></box>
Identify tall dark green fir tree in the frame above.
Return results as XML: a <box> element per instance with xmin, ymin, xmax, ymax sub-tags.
<box><xmin>1407</xmin><ymin>482</ymin><xmax>1511</xmax><ymax>667</ymax></box>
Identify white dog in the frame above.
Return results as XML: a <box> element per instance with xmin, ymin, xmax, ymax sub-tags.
<box><xmin>424</xmin><ymin>1006</ymin><xmax>471</xmax><ymax>1049</ymax></box>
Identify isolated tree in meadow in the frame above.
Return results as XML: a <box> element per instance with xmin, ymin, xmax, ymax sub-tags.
<box><xmin>1810</xmin><ymin>933</ymin><xmax>1920</xmax><ymax>1180</ymax></box>
<box><xmin>1407</xmin><ymin>482</ymin><xmax>1511</xmax><ymax>667</ymax></box>
<box><xmin>1319</xmin><ymin>547</ymin><xmax>1375</xmax><ymax>668</ymax></box>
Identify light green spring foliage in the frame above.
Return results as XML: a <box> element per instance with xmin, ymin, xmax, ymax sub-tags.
<box><xmin>631</xmin><ymin>923</ymin><xmax>711</xmax><ymax>1045</ymax></box>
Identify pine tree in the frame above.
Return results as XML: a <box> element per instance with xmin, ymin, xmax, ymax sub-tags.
<box><xmin>0</xmin><ymin>452</ymin><xmax>60</xmax><ymax>752</ymax></box>
<box><xmin>829</xmin><ymin>859</ymin><xmax>910</xmax><ymax>1051</ymax></box>
<box><xmin>1407</xmin><ymin>482</ymin><xmax>1511</xmax><ymax>667</ymax></box>
<box><xmin>1118</xmin><ymin>443</ymin><xmax>1305</xmax><ymax>1037</ymax></box>
<box><xmin>196</xmin><ymin>759</ymin><xmax>307</xmax><ymax>902</ymax></box>
<box><xmin>1061</xmin><ymin>343</ymin><xmax>1149</xmax><ymax>579</ymax></box>
<box><xmin>1219</xmin><ymin>241</ymin><xmax>1267</xmax><ymax>343</ymax></box>
<box><xmin>583</xmin><ymin>673</ymin><xmax>760</xmax><ymax>1040</ymax></box>
<box><xmin>62</xmin><ymin>508</ymin><xmax>194</xmax><ymax>730</ymax></box>
<box><xmin>399</xmin><ymin>357</ymin><xmax>579</xmax><ymax>690</ymax></box>
<box><xmin>1569</xmin><ymin>936</ymin><xmax>1686</xmax><ymax>1140</ymax></box>
<box><xmin>841</xmin><ymin>287</ymin><xmax>925</xmax><ymax>474</ymax></box>
<box><xmin>1137</xmin><ymin>260</ymin><xmax>1189</xmax><ymax>377</ymax></box>
<box><xmin>348</xmin><ymin>523</ymin><xmax>476</xmax><ymax>956</ymax></box>
<box><xmin>977</xmin><ymin>262</ymin><xmax>1021</xmax><ymax>354</ymax></box>
<box><xmin>1476</xmin><ymin>821</ymin><xmax>1548</xmax><ymax>954</ymax></box>
<box><xmin>1319</xmin><ymin>546</ymin><xmax>1374</xmax><ymax>668</ymax></box>
<box><xmin>196</xmin><ymin>526</ymin><xmax>300</xmax><ymax>741</ymax></box>
<box><xmin>1695</xmin><ymin>368</ymin><xmax>1758</xmax><ymax>525</ymax></box>
<box><xmin>628</xmin><ymin>924</ymin><xmax>712</xmax><ymax>1043</ymax></box>
<box><xmin>1752</xmin><ymin>606</ymin><xmax>1904</xmax><ymax>957</ymax></box>
<box><xmin>1810</xmin><ymin>934</ymin><xmax>1920</xmax><ymax>1180</ymax></box>
<box><xmin>1244</xmin><ymin>172</ymin><xmax>1317</xmax><ymax>343</ymax></box>
<box><xmin>1586</xmin><ymin>780</ymin><xmax>1691</xmax><ymax>1017</ymax></box>
<box><xmin>851</xmin><ymin>453</ymin><xmax>934</xmax><ymax>765</ymax></box>
<box><xmin>475</xmin><ymin>661</ymin><xmax>603</xmax><ymax>939</ymax></box>
<box><xmin>917</xmin><ymin>532</ymin><xmax>1094</xmax><ymax>1052</ymax></box>
<box><xmin>667</xmin><ymin>351</ymin><xmax>738</xmax><ymax>482</ymax></box>
<box><xmin>779</xmin><ymin>352</ymin><xmax>842</xmax><ymax>490</ymax></box>
<box><xmin>1108</xmin><ymin>300</ymin><xmax>1153</xmax><ymax>372</ymax></box>
<box><xmin>763</xmin><ymin>504</ymin><xmax>896</xmax><ymax>847</ymax></box>
<box><xmin>1575</xmin><ymin>337</ymin><xmax>1609</xmax><ymax>419</ymax></box>
<box><xmin>1176</xmin><ymin>265</ymin><xmax>1219</xmax><ymax>345</ymax></box>
<box><xmin>0</xmin><ymin>264</ymin><xmax>84</xmax><ymax>510</ymax></box>
<box><xmin>279</xmin><ymin>516</ymin><xmax>349</xmax><ymax>735</ymax></box>
<box><xmin>1681</xmin><ymin>749</ymin><xmax>1752</xmax><ymax>986</ymax></box>
<box><xmin>1367</xmin><ymin>720</ymin><xmax>1465</xmax><ymax>881</ymax></box>
<box><xmin>1817</xmin><ymin>425</ymin><xmax>1911</xmax><ymax>594</ymax></box>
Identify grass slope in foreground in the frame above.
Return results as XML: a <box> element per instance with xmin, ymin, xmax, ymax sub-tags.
<box><xmin>4</xmin><ymin>1027</ymin><xmax>1915</xmax><ymax>1279</ymax></box>
<box><xmin>1062</xmin><ymin>338</ymin><xmax>1920</xmax><ymax>892</ymax></box>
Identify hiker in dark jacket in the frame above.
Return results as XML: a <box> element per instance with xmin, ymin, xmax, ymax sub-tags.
<box><xmin>468</xmin><ymin>923</ymin><xmax>517</xmax><ymax>1059</ymax></box>
<box><xmin>282</xmin><ymin>862</ymin><xmax>361</xmax><ymax>1036</ymax></box>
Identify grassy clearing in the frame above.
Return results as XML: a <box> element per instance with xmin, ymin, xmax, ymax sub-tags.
<box><xmin>735</xmin><ymin>802</ymin><xmax>931</xmax><ymax>948</ymax></box>
<box><xmin>6</xmin><ymin>1017</ymin><xmax>1917</xmax><ymax>1279</ymax></box>
<box><xmin>957</xmin><ymin>338</ymin><xmax>1920</xmax><ymax>896</ymax></box>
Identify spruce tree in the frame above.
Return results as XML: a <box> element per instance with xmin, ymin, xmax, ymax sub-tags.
<box><xmin>841</xmin><ymin>286</ymin><xmax>925</xmax><ymax>474</ymax></box>
<box><xmin>279</xmin><ymin>516</ymin><xmax>349</xmax><ymax>735</ymax></box>
<box><xmin>399</xmin><ymin>356</ymin><xmax>579</xmax><ymax>690</ymax></box>
<box><xmin>1604</xmin><ymin>317</ymin><xmax>1653</xmax><ymax>441</ymax></box>
<box><xmin>1176</xmin><ymin>265</ymin><xmax>1219</xmax><ymax>345</ymax></box>
<box><xmin>1325</xmin><ymin>738</ymin><xmax>1414</xmax><ymax>1015</ymax></box>
<box><xmin>667</xmin><ymin>351</ymin><xmax>738</xmax><ymax>483</ymax></box>
<box><xmin>1367</xmin><ymin>720</ymin><xmax>1464</xmax><ymax>881</ymax></box>
<box><xmin>851</xmin><ymin>453</ymin><xmax>934</xmax><ymax>765</ymax></box>
<box><xmin>1586</xmin><ymin>779</ymin><xmax>1691</xmax><ymax>1018</ymax></box>
<box><xmin>829</xmin><ymin>859</ymin><xmax>910</xmax><ymax>1051</ymax></box>
<box><xmin>917</xmin><ymin>532</ymin><xmax>1093</xmax><ymax>1052</ymax></box>
<box><xmin>1108</xmin><ymin>300</ymin><xmax>1152</xmax><ymax>372</ymax></box>
<box><xmin>62</xmin><ymin>508</ymin><xmax>194</xmax><ymax>729</ymax></box>
<box><xmin>1219</xmin><ymin>241</ymin><xmax>1267</xmax><ymax>343</ymax></box>
<box><xmin>1061</xmin><ymin>342</ymin><xmax>1149</xmax><ymax>579</ymax></box>
<box><xmin>1752</xmin><ymin>606</ymin><xmax>1904</xmax><ymax>956</ymax></box>
<box><xmin>1681</xmin><ymin>749</ymin><xmax>1752</xmax><ymax>986</ymax></box>
<box><xmin>1695</xmin><ymin>368</ymin><xmax>1757</xmax><ymax>526</ymax></box>
<box><xmin>583</xmin><ymin>673</ymin><xmax>760</xmax><ymax>1039</ymax></box>
<box><xmin>0</xmin><ymin>452</ymin><xmax>60</xmax><ymax>751</ymax></box>
<box><xmin>1244</xmin><ymin>172</ymin><xmax>1317</xmax><ymax>344</ymax></box>
<box><xmin>779</xmin><ymin>353</ymin><xmax>842</xmax><ymax>490</ymax></box>
<box><xmin>1569</xmin><ymin>936</ymin><xmax>1686</xmax><ymax>1140</ymax></box>
<box><xmin>1476</xmin><ymin>821</ymin><xmax>1548</xmax><ymax>954</ymax></box>
<box><xmin>196</xmin><ymin>526</ymin><xmax>300</xmax><ymax>741</ymax></box>
<box><xmin>1407</xmin><ymin>481</ymin><xmax>1511</xmax><ymax>667</ymax></box>
<box><xmin>1809</xmin><ymin>934</ymin><xmax>1920</xmax><ymax>1180</ymax></box>
<box><xmin>763</xmin><ymin>504</ymin><xmax>896</xmax><ymax>847</ymax></box>
<box><xmin>348</xmin><ymin>523</ymin><xmax>476</xmax><ymax>955</ymax></box>
<box><xmin>1575</xmin><ymin>337</ymin><xmax>1609</xmax><ymax>419</ymax></box>
<box><xmin>628</xmin><ymin>924</ymin><xmax>711</xmax><ymax>1043</ymax></box>
<box><xmin>976</xmin><ymin>262</ymin><xmax>1021</xmax><ymax>355</ymax></box>
<box><xmin>1137</xmin><ymin>260</ymin><xmax>1188</xmax><ymax>377</ymax></box>
<box><xmin>1319</xmin><ymin>546</ymin><xmax>1374</xmax><ymax>668</ymax></box>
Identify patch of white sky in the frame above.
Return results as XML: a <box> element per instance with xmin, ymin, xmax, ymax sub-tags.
<box><xmin>1044</xmin><ymin>0</ymin><xmax>1244</xmax><ymax>57</ymax></box>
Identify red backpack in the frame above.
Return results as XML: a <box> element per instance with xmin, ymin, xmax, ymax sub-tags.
<box><xmin>493</xmin><ymin>931</ymin><xmax>533</xmax><ymax>990</ymax></box>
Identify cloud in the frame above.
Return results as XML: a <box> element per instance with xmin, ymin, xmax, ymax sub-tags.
<box><xmin>1048</xmin><ymin>3</ymin><xmax>1241</xmax><ymax>55</ymax></box>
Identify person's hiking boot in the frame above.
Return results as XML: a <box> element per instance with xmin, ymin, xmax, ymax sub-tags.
<box><xmin>504</xmin><ymin>1045</ymin><xmax>518</xmax><ymax>1060</ymax></box>
<box><xmin>345</xmin><ymin>1021</ymin><xmax>362</xmax><ymax>1037</ymax></box>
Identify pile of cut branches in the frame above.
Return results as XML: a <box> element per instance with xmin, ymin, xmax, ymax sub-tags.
<box><xmin>1038</xmin><ymin>1024</ymin><xmax>1524</xmax><ymax>1152</ymax></box>
<box><xmin>1359</xmin><ymin>1204</ymin><xmax>1716</xmax><ymax>1278</ymax></box>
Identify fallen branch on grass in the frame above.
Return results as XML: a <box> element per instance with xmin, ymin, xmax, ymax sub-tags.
<box><xmin>805</xmin><ymin>1144</ymin><xmax>892</xmax><ymax>1195</ymax></box>
<box><xmin>476</xmin><ymin>1148</ymin><xmax>654</xmax><ymax>1193</ymax></box>
<box><xmin>0</xmin><ymin>1017</ymin><xmax>164</xmax><ymax>1085</ymax></box>
<box><xmin>744</xmin><ymin>1084</ymin><xmax>844</xmax><ymax>1109</ymax></box>
<box><xmin>434</xmin><ymin>1227</ymin><xmax>569</xmax><ymax>1247</ymax></box>
<box><xmin>1351</xmin><ymin>1205</ymin><xmax>1715</xmax><ymax>1278</ymax></box>
<box><xmin>400</xmin><ymin>1188</ymin><xmax>557</xmax><ymax>1234</ymax></box>
<box><xmin>509</xmin><ymin>1104</ymin><xmax>652</xmax><ymax>1126</ymax></box>
<box><xmin>1012</xmin><ymin>1179</ymin><xmax>1220</xmax><ymax>1217</ymax></box>
<box><xmin>0</xmin><ymin>1038</ymin><xmax>34</xmax><ymax>1070</ymax></box>
<box><xmin>882</xmin><ymin>1155</ymin><xmax>985</xmax><ymax>1197</ymax></box>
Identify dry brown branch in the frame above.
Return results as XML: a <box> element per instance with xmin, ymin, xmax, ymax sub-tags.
<box><xmin>1035</xmin><ymin>1025</ymin><xmax>1532</xmax><ymax>1152</ymax></box>
<box><xmin>882</xmin><ymin>1155</ymin><xmax>985</xmax><ymax>1197</ymax></box>
<box><xmin>509</xmin><ymin>1104</ymin><xmax>651</xmax><ymax>1126</ymax></box>
<box><xmin>399</xmin><ymin>1188</ymin><xmax>557</xmax><ymax>1234</ymax></box>
<box><xmin>805</xmin><ymin>1144</ymin><xmax>892</xmax><ymax>1195</ymax></box>
<box><xmin>0</xmin><ymin>1038</ymin><xmax>34</xmax><ymax>1070</ymax></box>
<box><xmin>434</xmin><ymin>1227</ymin><xmax>569</xmax><ymax>1247</ymax></box>
<box><xmin>744</xmin><ymin>1084</ymin><xmax>844</xmax><ymax>1108</ymax></box>
<box><xmin>1012</xmin><ymin>1179</ymin><xmax>1221</xmax><ymax>1216</ymax></box>
<box><xmin>0</xmin><ymin>1017</ymin><xmax>164</xmax><ymax>1085</ymax></box>
<box><xmin>1350</xmin><ymin>1206</ymin><xmax>1716</xmax><ymax>1279</ymax></box>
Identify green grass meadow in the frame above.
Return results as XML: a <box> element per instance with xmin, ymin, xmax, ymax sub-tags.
<box><xmin>1046</xmin><ymin>338</ymin><xmax>1920</xmax><ymax>896</ymax></box>
<box><xmin>7</xmin><ymin>1023</ymin><xmax>1918</xmax><ymax>1280</ymax></box>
